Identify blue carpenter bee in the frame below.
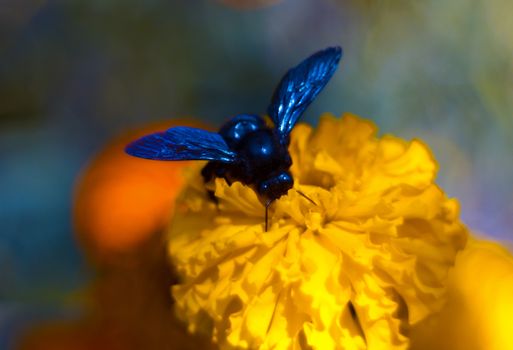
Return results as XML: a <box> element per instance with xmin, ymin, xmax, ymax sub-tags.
<box><xmin>126</xmin><ymin>47</ymin><xmax>342</xmax><ymax>230</ymax></box>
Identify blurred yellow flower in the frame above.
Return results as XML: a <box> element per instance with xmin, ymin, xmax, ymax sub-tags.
<box><xmin>167</xmin><ymin>114</ymin><xmax>468</xmax><ymax>350</ymax></box>
<box><xmin>411</xmin><ymin>238</ymin><xmax>513</xmax><ymax>350</ymax></box>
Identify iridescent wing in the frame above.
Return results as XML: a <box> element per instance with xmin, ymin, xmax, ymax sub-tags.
<box><xmin>125</xmin><ymin>126</ymin><xmax>238</xmax><ymax>163</ymax></box>
<box><xmin>268</xmin><ymin>46</ymin><xmax>342</xmax><ymax>144</ymax></box>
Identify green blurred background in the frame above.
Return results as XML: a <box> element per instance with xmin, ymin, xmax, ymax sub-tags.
<box><xmin>1</xmin><ymin>0</ymin><xmax>512</xmax><ymax>348</ymax></box>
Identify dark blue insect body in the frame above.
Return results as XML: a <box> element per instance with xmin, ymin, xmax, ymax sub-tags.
<box><xmin>126</xmin><ymin>47</ymin><xmax>343</xmax><ymax>228</ymax></box>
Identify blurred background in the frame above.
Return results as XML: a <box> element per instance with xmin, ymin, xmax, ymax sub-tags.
<box><xmin>1</xmin><ymin>0</ymin><xmax>512</xmax><ymax>348</ymax></box>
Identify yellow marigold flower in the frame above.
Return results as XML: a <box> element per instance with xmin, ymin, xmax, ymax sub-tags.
<box><xmin>167</xmin><ymin>113</ymin><xmax>468</xmax><ymax>350</ymax></box>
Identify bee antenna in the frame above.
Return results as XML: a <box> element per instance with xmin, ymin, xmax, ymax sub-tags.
<box><xmin>295</xmin><ymin>189</ymin><xmax>317</xmax><ymax>206</ymax></box>
<box><xmin>265</xmin><ymin>199</ymin><xmax>275</xmax><ymax>232</ymax></box>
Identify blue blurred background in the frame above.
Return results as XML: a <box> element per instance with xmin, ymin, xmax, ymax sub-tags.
<box><xmin>1</xmin><ymin>0</ymin><xmax>512</xmax><ymax>347</ymax></box>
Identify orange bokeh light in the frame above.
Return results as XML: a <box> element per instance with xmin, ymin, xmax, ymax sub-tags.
<box><xmin>73</xmin><ymin>119</ymin><xmax>206</xmax><ymax>261</ymax></box>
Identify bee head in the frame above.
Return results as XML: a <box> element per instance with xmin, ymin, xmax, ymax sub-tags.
<box><xmin>257</xmin><ymin>171</ymin><xmax>293</xmax><ymax>203</ymax></box>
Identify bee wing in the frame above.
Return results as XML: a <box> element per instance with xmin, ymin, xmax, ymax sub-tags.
<box><xmin>268</xmin><ymin>46</ymin><xmax>342</xmax><ymax>144</ymax></box>
<box><xmin>125</xmin><ymin>126</ymin><xmax>239</xmax><ymax>163</ymax></box>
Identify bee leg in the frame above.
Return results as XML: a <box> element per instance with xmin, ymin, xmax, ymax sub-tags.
<box><xmin>201</xmin><ymin>162</ymin><xmax>237</xmax><ymax>207</ymax></box>
<box><xmin>201</xmin><ymin>162</ymin><xmax>216</xmax><ymax>183</ymax></box>
<box><xmin>265</xmin><ymin>204</ymin><xmax>268</xmax><ymax>232</ymax></box>
<box><xmin>207</xmin><ymin>190</ymin><xmax>218</xmax><ymax>204</ymax></box>
<box><xmin>264</xmin><ymin>199</ymin><xmax>274</xmax><ymax>232</ymax></box>
<box><xmin>201</xmin><ymin>162</ymin><xmax>219</xmax><ymax>205</ymax></box>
